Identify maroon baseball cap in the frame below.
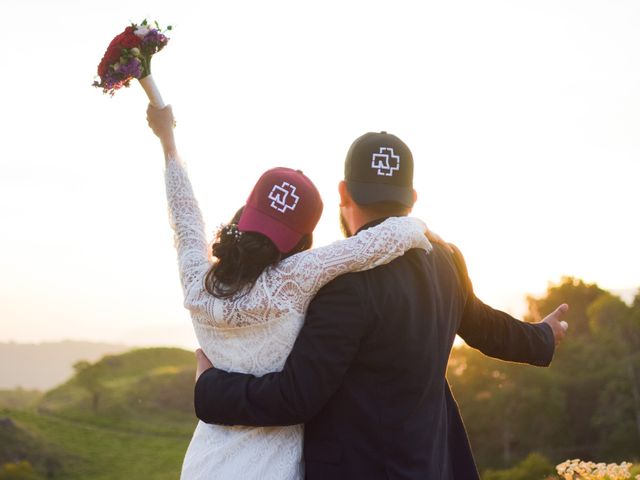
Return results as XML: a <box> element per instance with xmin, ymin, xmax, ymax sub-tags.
<box><xmin>238</xmin><ymin>168</ymin><xmax>324</xmax><ymax>253</ymax></box>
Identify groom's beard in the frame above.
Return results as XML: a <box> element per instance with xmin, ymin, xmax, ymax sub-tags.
<box><xmin>339</xmin><ymin>211</ymin><xmax>352</xmax><ymax>238</ymax></box>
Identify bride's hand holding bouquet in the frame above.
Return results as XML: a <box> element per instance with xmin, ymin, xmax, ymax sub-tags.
<box><xmin>147</xmin><ymin>104</ymin><xmax>177</xmax><ymax>159</ymax></box>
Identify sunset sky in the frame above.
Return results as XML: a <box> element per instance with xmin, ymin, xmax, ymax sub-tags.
<box><xmin>1</xmin><ymin>0</ymin><xmax>638</xmax><ymax>348</ymax></box>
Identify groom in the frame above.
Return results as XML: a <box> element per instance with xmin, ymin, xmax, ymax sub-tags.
<box><xmin>193</xmin><ymin>131</ymin><xmax>569</xmax><ymax>479</ymax></box>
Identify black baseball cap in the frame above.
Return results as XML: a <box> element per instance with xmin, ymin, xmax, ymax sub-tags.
<box><xmin>344</xmin><ymin>131</ymin><xmax>414</xmax><ymax>207</ymax></box>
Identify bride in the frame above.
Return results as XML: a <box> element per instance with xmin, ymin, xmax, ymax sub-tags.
<box><xmin>146</xmin><ymin>104</ymin><xmax>436</xmax><ymax>480</ymax></box>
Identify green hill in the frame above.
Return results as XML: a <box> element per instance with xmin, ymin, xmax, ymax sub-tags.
<box><xmin>40</xmin><ymin>347</ymin><xmax>196</xmax><ymax>435</ymax></box>
<box><xmin>1</xmin><ymin>347</ymin><xmax>198</xmax><ymax>479</ymax></box>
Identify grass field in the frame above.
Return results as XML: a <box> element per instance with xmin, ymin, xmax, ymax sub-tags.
<box><xmin>1</xmin><ymin>348</ymin><xmax>198</xmax><ymax>479</ymax></box>
<box><xmin>4</xmin><ymin>408</ymin><xmax>194</xmax><ymax>480</ymax></box>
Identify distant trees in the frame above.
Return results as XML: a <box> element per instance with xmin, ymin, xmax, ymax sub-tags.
<box><xmin>448</xmin><ymin>277</ymin><xmax>640</xmax><ymax>472</ymax></box>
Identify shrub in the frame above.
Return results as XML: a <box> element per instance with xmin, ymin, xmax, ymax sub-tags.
<box><xmin>483</xmin><ymin>452</ymin><xmax>555</xmax><ymax>480</ymax></box>
<box><xmin>0</xmin><ymin>461</ymin><xmax>44</xmax><ymax>480</ymax></box>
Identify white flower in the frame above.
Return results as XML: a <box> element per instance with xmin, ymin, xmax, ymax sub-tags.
<box><xmin>134</xmin><ymin>27</ymin><xmax>149</xmax><ymax>38</ymax></box>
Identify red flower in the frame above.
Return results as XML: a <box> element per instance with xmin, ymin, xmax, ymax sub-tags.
<box><xmin>106</xmin><ymin>28</ymin><xmax>140</xmax><ymax>51</ymax></box>
<box><xmin>98</xmin><ymin>60</ymin><xmax>108</xmax><ymax>78</ymax></box>
<box><xmin>97</xmin><ymin>45</ymin><xmax>121</xmax><ymax>77</ymax></box>
<box><xmin>119</xmin><ymin>30</ymin><xmax>141</xmax><ymax>49</ymax></box>
<box><xmin>96</xmin><ymin>27</ymin><xmax>141</xmax><ymax>78</ymax></box>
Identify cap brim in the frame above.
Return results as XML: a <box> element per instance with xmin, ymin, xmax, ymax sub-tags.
<box><xmin>238</xmin><ymin>205</ymin><xmax>303</xmax><ymax>253</ymax></box>
<box><xmin>346</xmin><ymin>181</ymin><xmax>414</xmax><ymax>208</ymax></box>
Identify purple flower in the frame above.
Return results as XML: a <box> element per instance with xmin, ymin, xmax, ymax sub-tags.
<box><xmin>118</xmin><ymin>58</ymin><xmax>143</xmax><ymax>79</ymax></box>
<box><xmin>142</xmin><ymin>29</ymin><xmax>168</xmax><ymax>51</ymax></box>
<box><xmin>103</xmin><ymin>71</ymin><xmax>121</xmax><ymax>90</ymax></box>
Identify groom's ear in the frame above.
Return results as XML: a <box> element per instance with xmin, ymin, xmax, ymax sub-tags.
<box><xmin>403</xmin><ymin>189</ymin><xmax>418</xmax><ymax>214</ymax></box>
<box><xmin>338</xmin><ymin>181</ymin><xmax>352</xmax><ymax>207</ymax></box>
<box><xmin>404</xmin><ymin>189</ymin><xmax>418</xmax><ymax>213</ymax></box>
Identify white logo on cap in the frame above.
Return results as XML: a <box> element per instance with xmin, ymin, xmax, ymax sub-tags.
<box><xmin>268</xmin><ymin>182</ymin><xmax>300</xmax><ymax>213</ymax></box>
<box><xmin>371</xmin><ymin>147</ymin><xmax>400</xmax><ymax>176</ymax></box>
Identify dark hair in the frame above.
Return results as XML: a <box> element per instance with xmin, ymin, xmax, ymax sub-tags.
<box><xmin>358</xmin><ymin>200</ymin><xmax>410</xmax><ymax>218</ymax></box>
<box><xmin>204</xmin><ymin>207</ymin><xmax>313</xmax><ymax>299</ymax></box>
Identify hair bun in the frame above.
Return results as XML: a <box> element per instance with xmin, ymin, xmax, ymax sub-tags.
<box><xmin>219</xmin><ymin>223</ymin><xmax>243</xmax><ymax>242</ymax></box>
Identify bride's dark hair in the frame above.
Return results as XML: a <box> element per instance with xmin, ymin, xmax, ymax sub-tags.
<box><xmin>204</xmin><ymin>207</ymin><xmax>313</xmax><ymax>298</ymax></box>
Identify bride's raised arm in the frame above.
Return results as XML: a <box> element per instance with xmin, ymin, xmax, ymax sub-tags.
<box><xmin>147</xmin><ymin>104</ymin><xmax>210</xmax><ymax>299</ymax></box>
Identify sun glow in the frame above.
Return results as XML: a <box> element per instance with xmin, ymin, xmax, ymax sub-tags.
<box><xmin>1</xmin><ymin>0</ymin><xmax>638</xmax><ymax>348</ymax></box>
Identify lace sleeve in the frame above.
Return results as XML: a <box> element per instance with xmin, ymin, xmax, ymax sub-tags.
<box><xmin>165</xmin><ymin>154</ymin><xmax>211</xmax><ymax>297</ymax></box>
<box><xmin>271</xmin><ymin>216</ymin><xmax>432</xmax><ymax>311</ymax></box>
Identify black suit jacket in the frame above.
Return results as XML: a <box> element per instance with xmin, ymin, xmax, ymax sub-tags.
<box><xmin>195</xmin><ymin>225</ymin><xmax>555</xmax><ymax>480</ymax></box>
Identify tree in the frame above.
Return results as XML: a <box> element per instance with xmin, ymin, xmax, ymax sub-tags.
<box><xmin>72</xmin><ymin>360</ymin><xmax>104</xmax><ymax>412</ymax></box>
<box><xmin>587</xmin><ymin>293</ymin><xmax>640</xmax><ymax>456</ymax></box>
<box><xmin>449</xmin><ymin>278</ymin><xmax>640</xmax><ymax>471</ymax></box>
<box><xmin>524</xmin><ymin>277</ymin><xmax>606</xmax><ymax>336</ymax></box>
<box><xmin>524</xmin><ymin>278</ymin><xmax>630</xmax><ymax>460</ymax></box>
<box><xmin>448</xmin><ymin>346</ymin><xmax>564</xmax><ymax>468</ymax></box>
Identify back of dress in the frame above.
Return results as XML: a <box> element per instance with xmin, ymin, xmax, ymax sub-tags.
<box><xmin>184</xmin><ymin>283</ymin><xmax>308</xmax><ymax>480</ymax></box>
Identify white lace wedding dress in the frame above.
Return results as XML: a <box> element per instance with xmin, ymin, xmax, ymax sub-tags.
<box><xmin>164</xmin><ymin>155</ymin><xmax>432</xmax><ymax>480</ymax></box>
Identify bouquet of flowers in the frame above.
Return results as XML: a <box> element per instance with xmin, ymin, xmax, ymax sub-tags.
<box><xmin>93</xmin><ymin>19</ymin><xmax>171</xmax><ymax>107</ymax></box>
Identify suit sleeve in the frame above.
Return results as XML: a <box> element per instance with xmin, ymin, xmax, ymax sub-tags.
<box><xmin>451</xmin><ymin>244</ymin><xmax>555</xmax><ymax>366</ymax></box>
<box><xmin>194</xmin><ymin>276</ymin><xmax>365</xmax><ymax>426</ymax></box>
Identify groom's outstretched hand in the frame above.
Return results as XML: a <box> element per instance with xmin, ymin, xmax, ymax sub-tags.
<box><xmin>195</xmin><ymin>348</ymin><xmax>214</xmax><ymax>383</ymax></box>
<box><xmin>541</xmin><ymin>303</ymin><xmax>570</xmax><ymax>347</ymax></box>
